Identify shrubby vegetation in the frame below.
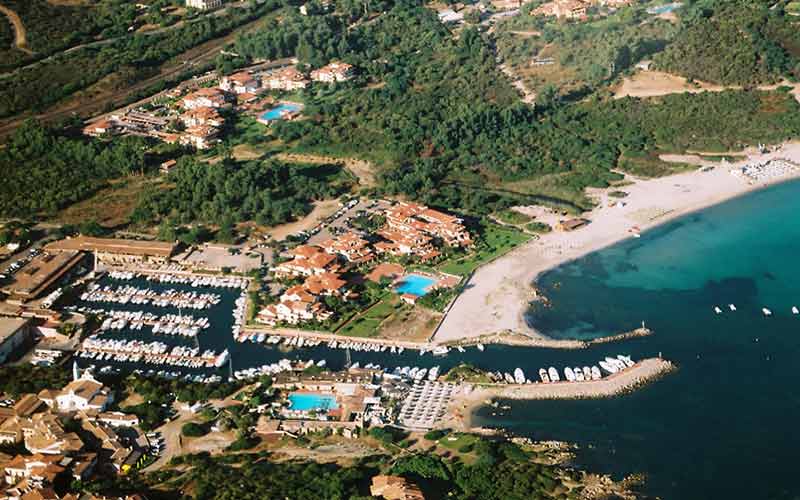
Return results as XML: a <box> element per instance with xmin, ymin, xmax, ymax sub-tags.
<box><xmin>0</xmin><ymin>1</ymin><xmax>273</xmax><ymax>118</ymax></box>
<box><xmin>118</xmin><ymin>434</ymin><xmax>583</xmax><ymax>499</ymax></box>
<box><xmin>132</xmin><ymin>157</ymin><xmax>354</xmax><ymax>228</ymax></box>
<box><xmin>0</xmin><ymin>120</ymin><xmax>153</xmax><ymax>218</ymax></box>
<box><xmin>655</xmin><ymin>0</ymin><xmax>800</xmax><ymax>85</ymax></box>
<box><xmin>496</xmin><ymin>3</ymin><xmax>677</xmax><ymax>97</ymax></box>
<box><xmin>0</xmin><ymin>364</ymin><xmax>72</xmax><ymax>397</ymax></box>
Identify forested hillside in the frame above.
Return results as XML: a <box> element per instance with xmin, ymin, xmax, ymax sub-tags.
<box><xmin>655</xmin><ymin>0</ymin><xmax>800</xmax><ymax>85</ymax></box>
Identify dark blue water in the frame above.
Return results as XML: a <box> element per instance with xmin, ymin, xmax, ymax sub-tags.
<box><xmin>473</xmin><ymin>180</ymin><xmax>800</xmax><ymax>500</ymax></box>
<box><xmin>68</xmin><ymin>180</ymin><xmax>800</xmax><ymax>498</ymax></box>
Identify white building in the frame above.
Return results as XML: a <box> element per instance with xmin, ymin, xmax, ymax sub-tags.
<box><xmin>53</xmin><ymin>364</ymin><xmax>113</xmax><ymax>412</ymax></box>
<box><xmin>186</xmin><ymin>0</ymin><xmax>224</xmax><ymax>10</ymax></box>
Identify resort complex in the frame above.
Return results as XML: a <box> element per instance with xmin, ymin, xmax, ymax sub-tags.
<box><xmin>5</xmin><ymin>0</ymin><xmax>800</xmax><ymax>497</ymax></box>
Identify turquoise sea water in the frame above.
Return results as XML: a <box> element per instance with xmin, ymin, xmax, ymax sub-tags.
<box><xmin>69</xmin><ymin>180</ymin><xmax>800</xmax><ymax>498</ymax></box>
<box><xmin>395</xmin><ymin>274</ymin><xmax>436</xmax><ymax>296</ymax></box>
<box><xmin>288</xmin><ymin>392</ymin><xmax>339</xmax><ymax>411</ymax></box>
<box><xmin>474</xmin><ymin>179</ymin><xmax>800</xmax><ymax>499</ymax></box>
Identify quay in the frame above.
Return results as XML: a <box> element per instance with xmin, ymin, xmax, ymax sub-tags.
<box><xmin>440</xmin><ymin>325</ymin><xmax>654</xmax><ymax>351</ymax></box>
<box><xmin>443</xmin><ymin>358</ymin><xmax>675</xmax><ymax>432</ymax></box>
<box><xmin>463</xmin><ymin>357</ymin><xmax>673</xmax><ymax>403</ymax></box>
<box><xmin>242</xmin><ymin>325</ymin><xmax>434</xmax><ymax>351</ymax></box>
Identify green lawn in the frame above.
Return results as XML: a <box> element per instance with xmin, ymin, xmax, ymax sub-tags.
<box><xmin>494</xmin><ymin>209</ymin><xmax>533</xmax><ymax>225</ymax></box>
<box><xmin>439</xmin><ymin>223</ymin><xmax>531</xmax><ymax>275</ymax></box>
<box><xmin>438</xmin><ymin>433</ymin><xmax>480</xmax><ymax>451</ymax></box>
<box><xmin>363</xmin><ymin>299</ymin><xmax>399</xmax><ymax>320</ymax></box>
<box><xmin>337</xmin><ymin>317</ymin><xmax>382</xmax><ymax>337</ymax></box>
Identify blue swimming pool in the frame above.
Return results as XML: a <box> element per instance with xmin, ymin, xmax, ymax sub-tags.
<box><xmin>394</xmin><ymin>274</ymin><xmax>436</xmax><ymax>297</ymax></box>
<box><xmin>288</xmin><ymin>393</ymin><xmax>339</xmax><ymax>411</ymax></box>
<box><xmin>259</xmin><ymin>103</ymin><xmax>301</xmax><ymax>121</ymax></box>
<box><xmin>647</xmin><ymin>2</ymin><xmax>682</xmax><ymax>15</ymax></box>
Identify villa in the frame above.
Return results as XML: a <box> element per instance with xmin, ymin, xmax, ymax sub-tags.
<box><xmin>273</xmin><ymin>246</ymin><xmax>342</xmax><ymax>278</ymax></box>
<box><xmin>263</xmin><ymin>67</ymin><xmax>309</xmax><ymax>91</ymax></box>
<box><xmin>257</xmin><ymin>297</ymin><xmax>332</xmax><ymax>326</ymax></box>
<box><xmin>533</xmin><ymin>0</ymin><xmax>588</xmax><ymax>19</ymax></box>
<box><xmin>310</xmin><ymin>62</ymin><xmax>355</xmax><ymax>83</ymax></box>
<box><xmin>318</xmin><ymin>232</ymin><xmax>375</xmax><ymax>264</ymax></box>
<box><xmin>3</xmin><ymin>453</ymin><xmax>66</xmax><ymax>488</ymax></box>
<box><xmin>384</xmin><ymin>202</ymin><xmax>471</xmax><ymax>247</ymax></box>
<box><xmin>82</xmin><ymin>119</ymin><xmax>118</xmax><ymax>138</ymax></box>
<box><xmin>180</xmin><ymin>107</ymin><xmax>224</xmax><ymax>128</ymax></box>
<box><xmin>303</xmin><ymin>272</ymin><xmax>348</xmax><ymax>297</ymax></box>
<box><xmin>180</xmin><ymin>125</ymin><xmax>220</xmax><ymax>150</ymax></box>
<box><xmin>182</xmin><ymin>88</ymin><xmax>230</xmax><ymax>110</ymax></box>
<box><xmin>257</xmin><ymin>271</ymin><xmax>349</xmax><ymax>326</ymax></box>
<box><xmin>220</xmin><ymin>72</ymin><xmax>260</xmax><ymax>94</ymax></box>
<box><xmin>375</xmin><ymin>227</ymin><xmax>439</xmax><ymax>261</ymax></box>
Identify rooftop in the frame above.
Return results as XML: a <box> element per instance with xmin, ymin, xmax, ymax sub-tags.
<box><xmin>0</xmin><ymin>317</ymin><xmax>30</xmax><ymax>345</ymax></box>
<box><xmin>2</xmin><ymin>251</ymin><xmax>85</xmax><ymax>299</ymax></box>
<box><xmin>47</xmin><ymin>236</ymin><xmax>176</xmax><ymax>258</ymax></box>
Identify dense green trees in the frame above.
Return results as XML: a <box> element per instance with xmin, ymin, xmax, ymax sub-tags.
<box><xmin>0</xmin><ymin>2</ymin><xmax>274</xmax><ymax>118</ymax></box>
<box><xmin>0</xmin><ymin>120</ymin><xmax>152</xmax><ymax>218</ymax></box>
<box><xmin>655</xmin><ymin>0</ymin><xmax>800</xmax><ymax>85</ymax></box>
<box><xmin>136</xmin><ymin>434</ymin><xmax>581</xmax><ymax>500</ymax></box>
<box><xmin>132</xmin><ymin>157</ymin><xmax>354</xmax><ymax>227</ymax></box>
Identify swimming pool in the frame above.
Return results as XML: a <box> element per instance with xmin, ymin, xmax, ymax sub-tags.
<box><xmin>288</xmin><ymin>392</ymin><xmax>339</xmax><ymax>411</ymax></box>
<box><xmin>394</xmin><ymin>274</ymin><xmax>437</xmax><ymax>297</ymax></box>
<box><xmin>647</xmin><ymin>2</ymin><xmax>682</xmax><ymax>15</ymax></box>
<box><xmin>259</xmin><ymin>103</ymin><xmax>301</xmax><ymax>121</ymax></box>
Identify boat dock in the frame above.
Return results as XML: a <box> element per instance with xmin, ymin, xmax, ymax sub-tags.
<box><xmin>463</xmin><ymin>357</ymin><xmax>674</xmax><ymax>402</ymax></box>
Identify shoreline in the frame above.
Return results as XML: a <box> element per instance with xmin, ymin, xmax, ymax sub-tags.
<box><xmin>444</xmin><ymin>357</ymin><xmax>675</xmax><ymax>431</ymax></box>
<box><xmin>434</xmin><ymin>142</ymin><xmax>800</xmax><ymax>345</ymax></box>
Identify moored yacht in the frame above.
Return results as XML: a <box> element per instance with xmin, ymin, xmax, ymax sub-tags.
<box><xmin>548</xmin><ymin>367</ymin><xmax>560</xmax><ymax>382</ymax></box>
<box><xmin>539</xmin><ymin>368</ymin><xmax>549</xmax><ymax>383</ymax></box>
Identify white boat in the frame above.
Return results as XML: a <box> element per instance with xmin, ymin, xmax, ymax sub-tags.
<box><xmin>428</xmin><ymin>366</ymin><xmax>440</xmax><ymax>381</ymax></box>
<box><xmin>714</xmin><ymin>306</ymin><xmax>722</xmax><ymax>314</ymax></box>
<box><xmin>539</xmin><ymin>368</ymin><xmax>550</xmax><ymax>383</ymax></box>
<box><xmin>513</xmin><ymin>368</ymin><xmax>525</xmax><ymax>384</ymax></box>
<box><xmin>729</xmin><ymin>304</ymin><xmax>737</xmax><ymax>311</ymax></box>
<box><xmin>582</xmin><ymin>366</ymin><xmax>592</xmax><ymax>380</ymax></box>
<box><xmin>504</xmin><ymin>372</ymin><xmax>515</xmax><ymax>384</ymax></box>
<box><xmin>599</xmin><ymin>360</ymin><xmax>618</xmax><ymax>374</ymax></box>
<box><xmin>476</xmin><ymin>343</ymin><xmax>484</xmax><ymax>352</ymax></box>
<box><xmin>590</xmin><ymin>366</ymin><xmax>602</xmax><ymax>380</ymax></box>
<box><xmin>574</xmin><ymin>368</ymin><xmax>585</xmax><ymax>382</ymax></box>
<box><xmin>548</xmin><ymin>367</ymin><xmax>560</xmax><ymax>382</ymax></box>
<box><xmin>763</xmin><ymin>308</ymin><xmax>772</xmax><ymax>316</ymax></box>
<box><xmin>564</xmin><ymin>367</ymin><xmax>576</xmax><ymax>382</ymax></box>
<box><xmin>432</xmin><ymin>346</ymin><xmax>449</xmax><ymax>356</ymax></box>
<box><xmin>793</xmin><ymin>306</ymin><xmax>799</xmax><ymax>315</ymax></box>
<box><xmin>617</xmin><ymin>355</ymin><xmax>635</xmax><ymax>368</ymax></box>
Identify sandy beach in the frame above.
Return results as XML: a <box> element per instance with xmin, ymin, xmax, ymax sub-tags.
<box><xmin>434</xmin><ymin>142</ymin><xmax>800</xmax><ymax>345</ymax></box>
<box><xmin>444</xmin><ymin>358</ymin><xmax>675</xmax><ymax>431</ymax></box>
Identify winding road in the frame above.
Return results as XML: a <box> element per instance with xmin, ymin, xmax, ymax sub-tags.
<box><xmin>0</xmin><ymin>3</ymin><xmax>32</xmax><ymax>54</ymax></box>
